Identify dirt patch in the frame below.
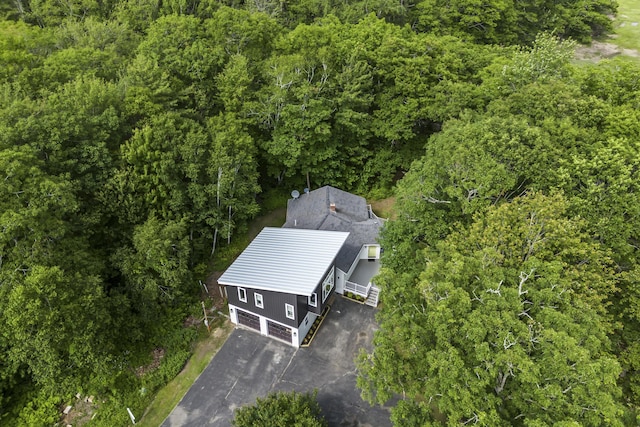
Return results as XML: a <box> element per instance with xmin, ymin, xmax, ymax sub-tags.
<box><xmin>211</xmin><ymin>324</ymin><xmax>229</xmax><ymax>339</ymax></box>
<box><xmin>204</xmin><ymin>271</ymin><xmax>223</xmax><ymax>294</ymax></box>
<box><xmin>575</xmin><ymin>40</ymin><xmax>640</xmax><ymax>62</ymax></box>
<box><xmin>135</xmin><ymin>348</ymin><xmax>166</xmax><ymax>377</ymax></box>
<box><xmin>61</xmin><ymin>396</ymin><xmax>97</xmax><ymax>426</ymax></box>
<box><xmin>248</xmin><ymin>207</ymin><xmax>286</xmax><ymax>238</ymax></box>
<box><xmin>183</xmin><ymin>314</ymin><xmax>201</xmax><ymax>328</ymax></box>
<box><xmin>203</xmin><ymin>271</ymin><xmax>229</xmax><ymax>308</ymax></box>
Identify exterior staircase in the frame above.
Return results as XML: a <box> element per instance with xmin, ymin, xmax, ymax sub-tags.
<box><xmin>365</xmin><ymin>285</ymin><xmax>380</xmax><ymax>307</ymax></box>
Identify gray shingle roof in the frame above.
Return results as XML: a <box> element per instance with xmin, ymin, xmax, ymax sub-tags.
<box><xmin>218</xmin><ymin>227</ymin><xmax>350</xmax><ymax>296</ymax></box>
<box><xmin>283</xmin><ymin>186</ymin><xmax>383</xmax><ymax>272</ymax></box>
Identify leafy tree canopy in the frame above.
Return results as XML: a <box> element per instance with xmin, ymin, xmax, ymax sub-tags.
<box><xmin>232</xmin><ymin>390</ymin><xmax>328</xmax><ymax>427</ymax></box>
<box><xmin>359</xmin><ymin>193</ymin><xmax>624</xmax><ymax>426</ymax></box>
<box><xmin>0</xmin><ymin>0</ymin><xmax>636</xmax><ymax>423</ymax></box>
<box><xmin>413</xmin><ymin>0</ymin><xmax>617</xmax><ymax>44</ymax></box>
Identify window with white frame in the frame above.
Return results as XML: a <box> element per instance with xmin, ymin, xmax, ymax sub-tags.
<box><xmin>238</xmin><ymin>287</ymin><xmax>247</xmax><ymax>303</ymax></box>
<box><xmin>322</xmin><ymin>267</ymin><xmax>335</xmax><ymax>302</ymax></box>
<box><xmin>254</xmin><ymin>293</ymin><xmax>264</xmax><ymax>309</ymax></box>
<box><xmin>308</xmin><ymin>293</ymin><xmax>317</xmax><ymax>307</ymax></box>
<box><xmin>285</xmin><ymin>303</ymin><xmax>295</xmax><ymax>320</ymax></box>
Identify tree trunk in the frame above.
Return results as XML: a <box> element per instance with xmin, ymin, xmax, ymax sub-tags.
<box><xmin>211</xmin><ymin>228</ymin><xmax>218</xmax><ymax>256</ymax></box>
<box><xmin>216</xmin><ymin>167</ymin><xmax>222</xmax><ymax>208</ymax></box>
<box><xmin>227</xmin><ymin>206</ymin><xmax>232</xmax><ymax>245</ymax></box>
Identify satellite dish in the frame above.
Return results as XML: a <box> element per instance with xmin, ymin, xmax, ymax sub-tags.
<box><xmin>291</xmin><ymin>190</ymin><xmax>300</xmax><ymax>199</ymax></box>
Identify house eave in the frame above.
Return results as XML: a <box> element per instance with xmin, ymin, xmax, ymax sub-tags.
<box><xmin>217</xmin><ymin>280</ymin><xmax>315</xmax><ymax>297</ymax></box>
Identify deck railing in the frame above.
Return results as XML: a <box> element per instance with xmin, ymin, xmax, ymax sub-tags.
<box><xmin>368</xmin><ymin>204</ymin><xmax>386</xmax><ymax>220</ymax></box>
<box><xmin>345</xmin><ymin>281</ymin><xmax>371</xmax><ymax>298</ymax></box>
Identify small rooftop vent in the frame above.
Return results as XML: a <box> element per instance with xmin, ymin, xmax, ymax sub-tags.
<box><xmin>291</xmin><ymin>190</ymin><xmax>300</xmax><ymax>199</ymax></box>
<box><xmin>303</xmin><ymin>188</ymin><xmax>310</xmax><ymax>194</ymax></box>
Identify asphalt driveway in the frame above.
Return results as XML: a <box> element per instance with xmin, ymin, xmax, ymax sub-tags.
<box><xmin>162</xmin><ymin>296</ymin><xmax>392</xmax><ymax>427</ymax></box>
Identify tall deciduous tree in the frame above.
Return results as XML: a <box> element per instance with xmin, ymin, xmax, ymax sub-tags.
<box><xmin>201</xmin><ymin>112</ymin><xmax>260</xmax><ymax>254</ymax></box>
<box><xmin>22</xmin><ymin>0</ymin><xmax>117</xmax><ymax>26</ymax></box>
<box><xmin>233</xmin><ymin>390</ymin><xmax>328</xmax><ymax>427</ymax></box>
<box><xmin>413</xmin><ymin>0</ymin><xmax>616</xmax><ymax>44</ymax></box>
<box><xmin>115</xmin><ymin>216</ymin><xmax>194</xmax><ymax>306</ymax></box>
<box><xmin>116</xmin><ymin>113</ymin><xmax>193</xmax><ymax>221</ymax></box>
<box><xmin>0</xmin><ymin>147</ymin><xmax>112</xmax><ymax>398</ymax></box>
<box><xmin>414</xmin><ymin>0</ymin><xmax>519</xmax><ymax>44</ymax></box>
<box><xmin>486</xmin><ymin>33</ymin><xmax>576</xmax><ymax>95</ymax></box>
<box><xmin>252</xmin><ymin>16</ymin><xmax>496</xmax><ymax>190</ymax></box>
<box><xmin>109</xmin><ymin>110</ymin><xmax>260</xmax><ymax>255</ymax></box>
<box><xmin>0</xmin><ymin>147</ymin><xmax>77</xmax><ymax>272</ymax></box>
<box><xmin>359</xmin><ymin>193</ymin><xmax>624</xmax><ymax>426</ymax></box>
<box><xmin>0</xmin><ymin>20</ymin><xmax>53</xmax><ymax>84</ymax></box>
<box><xmin>3</xmin><ymin>266</ymin><xmax>112</xmax><ymax>392</ymax></box>
<box><xmin>382</xmin><ymin>112</ymin><xmax>553</xmax><ymax>255</ymax></box>
<box><xmin>124</xmin><ymin>14</ymin><xmax>221</xmax><ymax>117</ymax></box>
<box><xmin>0</xmin><ymin>76</ymin><xmax>124</xmax><ymax>233</ymax></box>
<box><xmin>0</xmin><ymin>147</ymin><xmax>76</xmax><ymax>398</ymax></box>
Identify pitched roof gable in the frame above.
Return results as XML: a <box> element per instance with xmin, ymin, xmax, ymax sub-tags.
<box><xmin>283</xmin><ymin>186</ymin><xmax>383</xmax><ymax>271</ymax></box>
<box><xmin>284</xmin><ymin>186</ymin><xmax>370</xmax><ymax>229</ymax></box>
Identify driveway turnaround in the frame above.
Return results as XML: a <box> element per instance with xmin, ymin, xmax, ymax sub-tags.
<box><xmin>162</xmin><ymin>296</ymin><xmax>392</xmax><ymax>426</ymax></box>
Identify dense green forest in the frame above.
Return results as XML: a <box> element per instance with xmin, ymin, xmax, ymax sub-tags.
<box><xmin>1</xmin><ymin>0</ymin><xmax>638</xmax><ymax>425</ymax></box>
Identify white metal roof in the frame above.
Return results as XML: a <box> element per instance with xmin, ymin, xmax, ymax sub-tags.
<box><xmin>218</xmin><ymin>227</ymin><xmax>350</xmax><ymax>296</ymax></box>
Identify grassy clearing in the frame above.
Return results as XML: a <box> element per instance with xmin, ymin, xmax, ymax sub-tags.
<box><xmin>575</xmin><ymin>0</ymin><xmax>640</xmax><ymax>63</ymax></box>
<box><xmin>137</xmin><ymin>320</ymin><xmax>234</xmax><ymax>427</ymax></box>
<box><xmin>371</xmin><ymin>197</ymin><xmax>397</xmax><ymax>220</ymax></box>
<box><xmin>613</xmin><ymin>0</ymin><xmax>640</xmax><ymax>52</ymax></box>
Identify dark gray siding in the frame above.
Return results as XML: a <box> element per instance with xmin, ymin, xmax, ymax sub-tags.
<box><xmin>297</xmin><ymin>295</ymin><xmax>311</xmax><ymax>324</ymax></box>
<box><xmin>307</xmin><ymin>273</ymin><xmax>331</xmax><ymax>314</ymax></box>
<box><xmin>227</xmin><ymin>285</ymin><xmax>302</xmax><ymax>328</ymax></box>
<box><xmin>306</xmin><ymin>281</ymin><xmax>322</xmax><ymax>315</ymax></box>
<box><xmin>225</xmin><ymin>262</ymin><xmax>337</xmax><ymax>327</ymax></box>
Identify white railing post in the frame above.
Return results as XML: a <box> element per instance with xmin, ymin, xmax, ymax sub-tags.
<box><xmin>345</xmin><ymin>280</ymin><xmax>372</xmax><ymax>298</ymax></box>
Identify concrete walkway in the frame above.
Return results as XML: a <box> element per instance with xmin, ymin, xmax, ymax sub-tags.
<box><xmin>162</xmin><ymin>296</ymin><xmax>391</xmax><ymax>426</ymax></box>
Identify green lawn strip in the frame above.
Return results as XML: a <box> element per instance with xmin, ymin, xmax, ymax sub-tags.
<box><xmin>613</xmin><ymin>0</ymin><xmax>640</xmax><ymax>51</ymax></box>
<box><xmin>137</xmin><ymin>320</ymin><xmax>234</xmax><ymax>427</ymax></box>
